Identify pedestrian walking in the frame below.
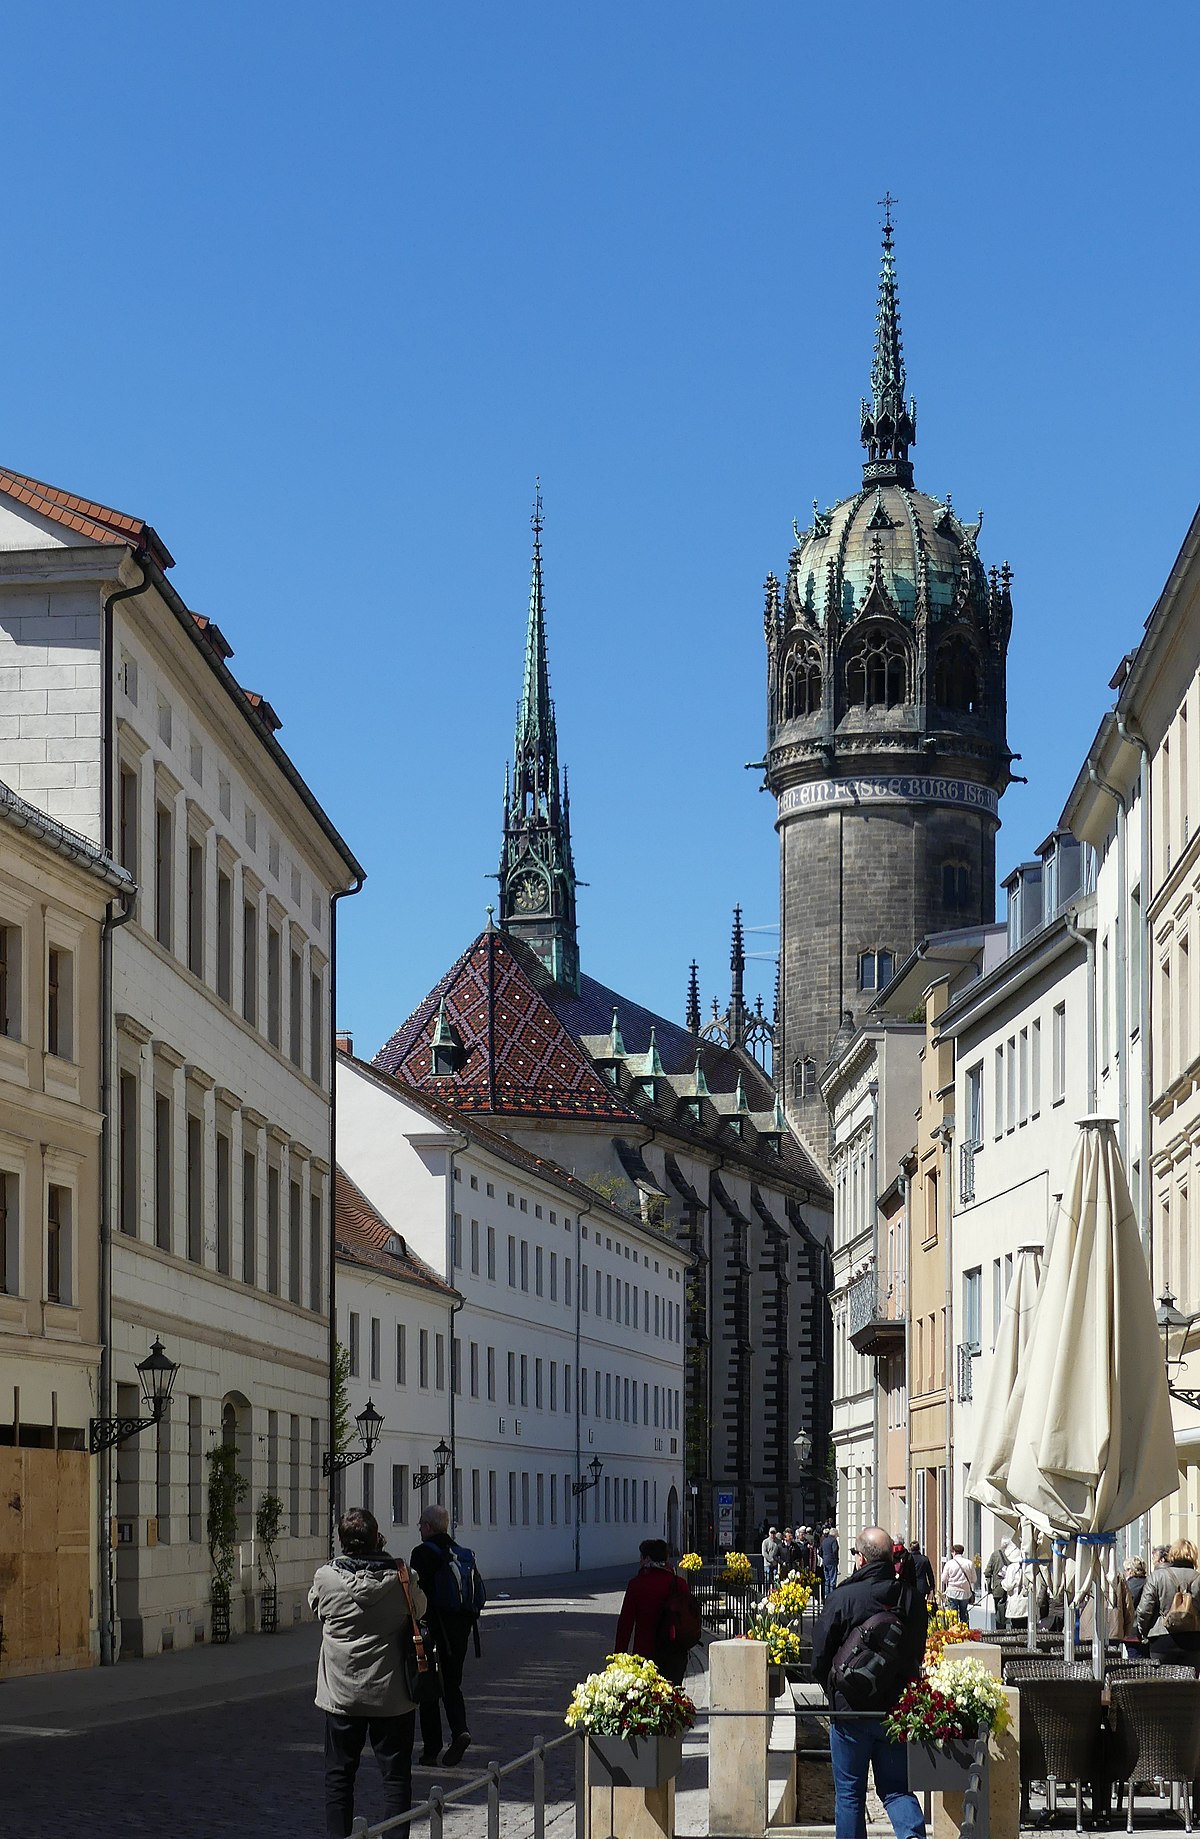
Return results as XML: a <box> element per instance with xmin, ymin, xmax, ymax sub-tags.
<box><xmin>761</xmin><ymin>1525</ymin><xmax>783</xmax><ymax>1589</ymax></box>
<box><xmin>984</xmin><ymin>1539</ymin><xmax>1016</xmax><ymax>1630</ymax></box>
<box><xmin>310</xmin><ymin>1507</ymin><xmax>426</xmax><ymax>1839</ymax></box>
<box><xmin>410</xmin><ymin>1503</ymin><xmax>487</xmax><ymax>1770</ymax></box>
<box><xmin>820</xmin><ymin>1525</ymin><xmax>840</xmax><ymax>1597</ymax></box>
<box><xmin>908</xmin><ymin>1541</ymin><xmax>935</xmax><ymax>1602</ymax></box>
<box><xmin>813</xmin><ymin>1526</ymin><xmax>929</xmax><ymax>1839</ymax></box>
<box><xmin>614</xmin><ymin>1537</ymin><xmax>700</xmax><ymax>1685</ymax></box>
<box><xmin>939</xmin><ymin>1544</ymin><xmax>976</xmax><ymax>1624</ymax></box>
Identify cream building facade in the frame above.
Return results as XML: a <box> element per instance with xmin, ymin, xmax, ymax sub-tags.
<box><xmin>0</xmin><ymin>470</ymin><xmax>363</xmax><ymax>1658</ymax></box>
<box><xmin>337</xmin><ymin>1051</ymin><xmax>689</xmax><ymax>1573</ymax></box>
<box><xmin>0</xmin><ymin>785</ymin><xmax>132</xmax><ymax>1674</ymax></box>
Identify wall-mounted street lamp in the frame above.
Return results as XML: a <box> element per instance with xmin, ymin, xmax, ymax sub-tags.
<box><xmin>323</xmin><ymin>1398</ymin><xmax>385</xmax><ymax>1476</ymax></box>
<box><xmin>1157</xmin><ymin>1291</ymin><xmax>1200</xmax><ymax>1410</ymax></box>
<box><xmin>412</xmin><ymin>1437</ymin><xmax>452</xmax><ymax>1492</ymax></box>
<box><xmin>90</xmin><ymin>1337</ymin><xmax>179</xmax><ymax>1454</ymax></box>
<box><xmin>573</xmin><ymin>1454</ymin><xmax>604</xmax><ymax>1498</ymax></box>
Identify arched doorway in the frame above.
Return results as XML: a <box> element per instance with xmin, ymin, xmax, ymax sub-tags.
<box><xmin>220</xmin><ymin>1391</ymin><xmax>253</xmax><ymax>1540</ymax></box>
<box><xmin>666</xmin><ymin>1484</ymin><xmax>680</xmax><ymax>1554</ymax></box>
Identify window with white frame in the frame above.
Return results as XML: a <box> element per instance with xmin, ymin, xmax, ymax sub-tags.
<box><xmin>0</xmin><ymin>922</ymin><xmax>21</xmax><ymax>1039</ymax></box>
<box><xmin>1052</xmin><ymin>1002</ymin><xmax>1067</xmax><ymax>1104</ymax></box>
<box><xmin>46</xmin><ymin>946</ymin><xmax>73</xmax><ymax>1060</ymax></box>
<box><xmin>1</xmin><ymin>1169</ymin><xmax>20</xmax><ymax>1295</ymax></box>
<box><xmin>965</xmin><ymin>1063</ymin><xmax>982</xmax><ymax>1146</ymax></box>
<box><xmin>962</xmin><ymin>1266</ymin><xmax>981</xmax><ymax>1352</ymax></box>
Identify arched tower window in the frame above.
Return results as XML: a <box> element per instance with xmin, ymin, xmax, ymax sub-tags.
<box><xmin>933</xmin><ymin>634</ymin><xmax>981</xmax><ymax>714</ymax></box>
<box><xmin>782</xmin><ymin>647</ymin><xmax>822</xmax><ymax>720</ymax></box>
<box><xmin>844</xmin><ymin>627</ymin><xmax>908</xmax><ymax>710</ymax></box>
<box><xmin>858</xmin><ymin>949</ymin><xmax>895</xmax><ymax>991</ymax></box>
<box><xmin>942</xmin><ymin>861</ymin><xmax>971</xmax><ymax>910</ymax></box>
<box><xmin>792</xmin><ymin>1055</ymin><xmax>818</xmax><ymax>1100</ymax></box>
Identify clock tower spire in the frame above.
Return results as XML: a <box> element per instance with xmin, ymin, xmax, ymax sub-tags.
<box><xmin>497</xmin><ymin>483</ymin><xmax>579</xmax><ymax>991</ymax></box>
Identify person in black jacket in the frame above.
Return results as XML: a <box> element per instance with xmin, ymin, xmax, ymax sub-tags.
<box><xmin>409</xmin><ymin>1504</ymin><xmax>474</xmax><ymax>1770</ymax></box>
<box><xmin>812</xmin><ymin>1526</ymin><xmax>928</xmax><ymax>1839</ymax></box>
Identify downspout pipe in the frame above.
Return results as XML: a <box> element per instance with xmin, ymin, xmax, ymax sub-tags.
<box><xmin>573</xmin><ymin>1199</ymin><xmax>592</xmax><ymax>1573</ymax></box>
<box><xmin>442</xmin><ymin>1131</ymin><xmax>468</xmax><ymax>1530</ymax></box>
<box><xmin>97</xmin><ymin>884</ymin><xmax>138</xmax><ymax>1667</ymax></box>
<box><xmin>867</xmin><ymin>1078</ymin><xmax>880</xmax><ymax>1526</ymax></box>
<box><xmin>932</xmin><ymin>1118</ymin><xmax>954</xmax><ymax>1546</ymax></box>
<box><xmin>98</xmin><ymin>557</ymin><xmax>147</xmax><ymax>1669</ymax></box>
<box><xmin>328</xmin><ymin>874</ymin><xmax>365</xmax><ymax>1548</ymax></box>
<box><xmin>1117</xmin><ymin>714</ymin><xmax>1154</xmax><ymax>1274</ymax></box>
<box><xmin>1087</xmin><ymin>764</ymin><xmax>1128</xmax><ymax>1155</ymax></box>
<box><xmin>1064</xmin><ymin>905</ymin><xmax>1098</xmax><ymax>1112</ymax></box>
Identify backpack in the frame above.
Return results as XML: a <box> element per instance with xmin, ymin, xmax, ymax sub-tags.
<box><xmin>422</xmin><ymin>1538</ymin><xmax>487</xmax><ymax>1620</ymax></box>
<box><xmin>655</xmin><ymin>1576</ymin><xmax>702</xmax><ymax>1671</ymax></box>
<box><xmin>1163</xmin><ymin>1570</ymin><xmax>1200</xmax><ymax>1633</ymax></box>
<box><xmin>828</xmin><ymin>1609</ymin><xmax>909</xmax><ymax>1712</ymax></box>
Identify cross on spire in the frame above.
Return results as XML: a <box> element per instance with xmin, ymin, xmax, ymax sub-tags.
<box><xmin>878</xmin><ymin>191</ymin><xmax>897</xmax><ymax>234</ymax></box>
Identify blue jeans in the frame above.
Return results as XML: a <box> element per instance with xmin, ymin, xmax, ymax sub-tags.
<box><xmin>829</xmin><ymin>1717</ymin><xmax>926</xmax><ymax>1839</ymax></box>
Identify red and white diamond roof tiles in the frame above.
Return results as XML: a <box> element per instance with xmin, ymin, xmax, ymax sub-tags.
<box><xmin>374</xmin><ymin>927</ymin><xmax>826</xmax><ymax>1189</ymax></box>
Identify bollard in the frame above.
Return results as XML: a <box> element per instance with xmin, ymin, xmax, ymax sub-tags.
<box><xmin>708</xmin><ymin>1637</ymin><xmax>769</xmax><ymax>1837</ymax></box>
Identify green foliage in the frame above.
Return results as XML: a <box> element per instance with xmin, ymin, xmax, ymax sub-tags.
<box><xmin>255</xmin><ymin>1492</ymin><xmax>284</xmax><ymax>1587</ymax></box>
<box><xmin>207</xmin><ymin>1444</ymin><xmax>249</xmax><ymax>1604</ymax></box>
<box><xmin>582</xmin><ymin>1171</ymin><xmax>668</xmax><ymax>1230</ymax></box>
<box><xmin>333</xmin><ymin>1340</ymin><xmax>352</xmax><ymax>1453</ymax></box>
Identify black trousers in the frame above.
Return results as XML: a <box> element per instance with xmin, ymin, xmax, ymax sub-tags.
<box><xmin>419</xmin><ymin>1615</ymin><xmax>472</xmax><ymax>1755</ymax></box>
<box><xmin>324</xmin><ymin>1709</ymin><xmax>415</xmax><ymax>1839</ymax></box>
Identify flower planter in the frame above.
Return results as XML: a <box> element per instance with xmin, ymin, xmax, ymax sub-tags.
<box><xmin>906</xmin><ymin>1737</ymin><xmax>988</xmax><ymax>1794</ymax></box>
<box><xmin>588</xmin><ymin>1732</ymin><xmax>683</xmax><ymax>1789</ymax></box>
<box><xmin>210</xmin><ymin>1593</ymin><xmax>231</xmax><ymax>1646</ymax></box>
<box><xmin>767</xmin><ymin>1665</ymin><xmax>783</xmax><ymax>1700</ymax></box>
<box><xmin>259</xmin><ymin>1585</ymin><xmax>277</xmax><ymax>1634</ymax></box>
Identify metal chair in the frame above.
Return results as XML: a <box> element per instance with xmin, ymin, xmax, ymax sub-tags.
<box><xmin>1109</xmin><ymin>1679</ymin><xmax>1200</xmax><ymax>1833</ymax></box>
<box><xmin>1018</xmin><ymin>1677</ymin><xmax>1106</xmax><ymax>1834</ymax></box>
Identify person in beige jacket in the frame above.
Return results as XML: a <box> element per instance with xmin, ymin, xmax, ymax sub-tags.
<box><xmin>310</xmin><ymin>1507</ymin><xmax>428</xmax><ymax>1839</ymax></box>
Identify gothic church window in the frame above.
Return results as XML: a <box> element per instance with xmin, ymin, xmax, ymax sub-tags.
<box><xmin>858</xmin><ymin>949</ymin><xmax>894</xmax><ymax>992</ymax></box>
<box><xmin>782</xmin><ymin>648</ymin><xmax>822</xmax><ymax>720</ymax></box>
<box><xmin>844</xmin><ymin>627</ymin><xmax>908</xmax><ymax>710</ymax></box>
<box><xmin>792</xmin><ymin>1056</ymin><xmax>818</xmax><ymax>1100</ymax></box>
<box><xmin>933</xmin><ymin>634</ymin><xmax>980</xmax><ymax>714</ymax></box>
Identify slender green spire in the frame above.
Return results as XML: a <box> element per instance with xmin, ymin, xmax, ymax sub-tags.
<box><xmin>511</xmin><ymin>479</ymin><xmax>559</xmax><ymax>820</ymax></box>
<box><xmin>860</xmin><ymin>196</ymin><xmax>917</xmax><ymax>486</ymax></box>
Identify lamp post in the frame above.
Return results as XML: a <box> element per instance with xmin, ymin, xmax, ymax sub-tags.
<box><xmin>1157</xmin><ymin>1291</ymin><xmax>1200</xmax><ymax>1410</ymax></box>
<box><xmin>89</xmin><ymin>1337</ymin><xmax>179</xmax><ymax>1453</ymax></box>
<box><xmin>412</xmin><ymin>1437</ymin><xmax>452</xmax><ymax>1494</ymax></box>
<box><xmin>572</xmin><ymin>1455</ymin><xmax>604</xmax><ymax>1573</ymax></box>
<box><xmin>793</xmin><ymin>1429</ymin><xmax>813</xmax><ymax>1527</ymax></box>
<box><xmin>689</xmin><ymin>1480</ymin><xmax>700</xmax><ymax>1555</ymax></box>
<box><xmin>322</xmin><ymin>1397</ymin><xmax>385</xmax><ymax>1477</ymax></box>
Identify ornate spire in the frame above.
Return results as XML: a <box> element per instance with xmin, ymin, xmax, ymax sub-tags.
<box><xmin>860</xmin><ymin>197</ymin><xmax>917</xmax><ymax>488</ymax></box>
<box><xmin>686</xmin><ymin>961</ymin><xmax>701</xmax><ymax>1035</ymax></box>
<box><xmin>497</xmin><ymin>483</ymin><xmax>579</xmax><ymax>991</ymax></box>
<box><xmin>729</xmin><ymin>905</ymin><xmax>746</xmax><ymax>1047</ymax></box>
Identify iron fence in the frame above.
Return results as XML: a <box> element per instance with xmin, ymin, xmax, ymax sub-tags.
<box><xmin>348</xmin><ymin>1729</ymin><xmax>581</xmax><ymax>1839</ymax></box>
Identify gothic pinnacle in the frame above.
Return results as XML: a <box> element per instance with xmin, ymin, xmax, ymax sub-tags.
<box><xmin>860</xmin><ymin>200</ymin><xmax>917</xmax><ymax>485</ymax></box>
<box><xmin>686</xmin><ymin>961</ymin><xmax>701</xmax><ymax>1035</ymax></box>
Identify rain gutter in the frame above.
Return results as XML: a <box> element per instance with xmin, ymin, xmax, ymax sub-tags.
<box><xmin>1063</xmin><ymin>906</ymin><xmax>1098</xmax><ymax>1112</ymax></box>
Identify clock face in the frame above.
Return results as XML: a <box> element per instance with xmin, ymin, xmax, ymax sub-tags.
<box><xmin>512</xmin><ymin>872</ymin><xmax>547</xmax><ymax>913</ymax></box>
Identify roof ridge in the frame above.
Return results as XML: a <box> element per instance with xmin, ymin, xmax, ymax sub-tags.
<box><xmin>0</xmin><ymin>465</ymin><xmax>174</xmax><ymax>566</ymax></box>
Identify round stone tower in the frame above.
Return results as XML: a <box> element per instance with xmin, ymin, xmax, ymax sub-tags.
<box><xmin>764</xmin><ymin>211</ymin><xmax>1013</xmax><ymax>1162</ymax></box>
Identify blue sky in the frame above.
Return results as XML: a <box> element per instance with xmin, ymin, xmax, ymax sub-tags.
<box><xmin>6</xmin><ymin>5</ymin><xmax>1199</xmax><ymax>1048</ymax></box>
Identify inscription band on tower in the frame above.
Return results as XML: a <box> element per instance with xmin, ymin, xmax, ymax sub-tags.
<box><xmin>777</xmin><ymin>775</ymin><xmax>1000</xmax><ymax>820</ymax></box>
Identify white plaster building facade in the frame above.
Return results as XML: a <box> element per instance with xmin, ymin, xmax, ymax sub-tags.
<box><xmin>934</xmin><ymin>864</ymin><xmax>1090</xmax><ymax>1565</ymax></box>
<box><xmin>337</xmin><ymin>1052</ymin><xmax>689</xmax><ymax>1575</ymax></box>
<box><xmin>821</xmin><ymin>1020</ymin><xmax>922</xmax><ymax>1544</ymax></box>
<box><xmin>0</xmin><ymin>472</ymin><xmax>363</xmax><ymax>1657</ymax></box>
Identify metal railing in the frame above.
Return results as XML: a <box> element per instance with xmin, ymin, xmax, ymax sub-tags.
<box><xmin>960</xmin><ymin>1140</ymin><xmax>977</xmax><ymax>1204</ymax></box>
<box><xmin>349</xmin><ymin>1729</ymin><xmax>581</xmax><ymax>1839</ymax></box>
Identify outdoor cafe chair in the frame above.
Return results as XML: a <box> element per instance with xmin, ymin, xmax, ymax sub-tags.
<box><xmin>1106</xmin><ymin>1661</ymin><xmax>1195</xmax><ymax>1685</ymax></box>
<box><xmin>1002</xmin><ymin>1654</ymin><xmax>1091</xmax><ymax>1684</ymax></box>
<box><xmin>1108</xmin><ymin>1678</ymin><xmax>1200</xmax><ymax>1833</ymax></box>
<box><xmin>1018</xmin><ymin>1677</ymin><xmax>1106</xmax><ymax>1835</ymax></box>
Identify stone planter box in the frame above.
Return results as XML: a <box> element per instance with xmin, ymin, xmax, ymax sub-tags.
<box><xmin>906</xmin><ymin>1737</ymin><xmax>988</xmax><ymax>1793</ymax></box>
<box><xmin>588</xmin><ymin>1731</ymin><xmax>683</xmax><ymax>1788</ymax></box>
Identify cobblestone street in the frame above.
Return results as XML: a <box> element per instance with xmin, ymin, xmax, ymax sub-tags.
<box><xmin>2</xmin><ymin>1570</ymin><xmax>663</xmax><ymax>1839</ymax></box>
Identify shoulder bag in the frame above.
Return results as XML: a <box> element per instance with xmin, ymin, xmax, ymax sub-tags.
<box><xmin>397</xmin><ymin>1560</ymin><xmax>442</xmax><ymax>1705</ymax></box>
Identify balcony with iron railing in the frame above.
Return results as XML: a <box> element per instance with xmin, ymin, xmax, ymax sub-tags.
<box><xmin>847</xmin><ymin>1269</ymin><xmax>905</xmax><ymax>1359</ymax></box>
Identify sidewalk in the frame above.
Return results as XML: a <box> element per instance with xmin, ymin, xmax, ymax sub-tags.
<box><xmin>1</xmin><ymin>1560</ymin><xmax>636</xmax><ymax>1738</ymax></box>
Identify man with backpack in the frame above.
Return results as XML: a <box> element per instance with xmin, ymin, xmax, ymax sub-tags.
<box><xmin>812</xmin><ymin>1526</ymin><xmax>929</xmax><ymax>1839</ymax></box>
<box><xmin>409</xmin><ymin>1504</ymin><xmax>487</xmax><ymax>1770</ymax></box>
<box><xmin>614</xmin><ymin>1538</ymin><xmax>701</xmax><ymax>1685</ymax></box>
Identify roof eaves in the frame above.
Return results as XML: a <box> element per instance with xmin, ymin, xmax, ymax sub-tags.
<box><xmin>0</xmin><ymin>779</ymin><xmax>134</xmax><ymax>893</ymax></box>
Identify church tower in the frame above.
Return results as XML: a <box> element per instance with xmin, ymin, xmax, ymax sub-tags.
<box><xmin>765</xmin><ymin>208</ymin><xmax>1013</xmax><ymax>1160</ymax></box>
<box><xmin>497</xmin><ymin>485</ymin><xmax>580</xmax><ymax>991</ymax></box>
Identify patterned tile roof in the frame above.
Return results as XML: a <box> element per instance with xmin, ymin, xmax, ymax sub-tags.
<box><xmin>0</xmin><ymin>466</ymin><xmax>174</xmax><ymax>568</ymax></box>
<box><xmin>335</xmin><ymin>1167</ymin><xmax>460</xmax><ymax>1296</ymax></box>
<box><xmin>374</xmin><ymin>928</ymin><xmax>828</xmax><ymax>1195</ymax></box>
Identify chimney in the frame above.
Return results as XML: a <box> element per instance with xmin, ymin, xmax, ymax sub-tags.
<box><xmin>335</xmin><ymin>1030</ymin><xmax>353</xmax><ymax>1057</ymax></box>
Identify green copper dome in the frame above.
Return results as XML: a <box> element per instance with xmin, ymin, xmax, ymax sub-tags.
<box><xmin>784</xmin><ymin>482</ymin><xmax>987</xmax><ymax>629</ymax></box>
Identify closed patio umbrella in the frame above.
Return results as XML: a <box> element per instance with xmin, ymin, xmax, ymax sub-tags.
<box><xmin>1003</xmin><ymin>1117</ymin><xmax>1178</xmax><ymax>1672</ymax></box>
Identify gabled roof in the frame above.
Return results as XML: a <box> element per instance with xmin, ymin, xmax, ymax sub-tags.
<box><xmin>0</xmin><ymin>466</ymin><xmax>174</xmax><ymax>568</ymax></box>
<box><xmin>374</xmin><ymin>928</ymin><xmax>828</xmax><ymax>1195</ymax></box>
<box><xmin>335</xmin><ymin>1167</ymin><xmax>459</xmax><ymax>1297</ymax></box>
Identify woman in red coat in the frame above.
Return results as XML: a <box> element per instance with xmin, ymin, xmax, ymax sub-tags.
<box><xmin>614</xmin><ymin>1539</ymin><xmax>693</xmax><ymax>1685</ymax></box>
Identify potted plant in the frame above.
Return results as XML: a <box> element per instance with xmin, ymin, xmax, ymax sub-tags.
<box><xmin>678</xmin><ymin>1552</ymin><xmax>703</xmax><ymax>1575</ymax></box>
<box><xmin>255</xmin><ymin>1493</ymin><xmax>284</xmax><ymax>1634</ymax></box>
<box><xmin>884</xmin><ymin>1655</ymin><xmax>1010</xmax><ymax>1792</ymax></box>
<box><xmin>566</xmin><ymin>1653</ymin><xmax>697</xmax><ymax>1788</ymax></box>
<box><xmin>207</xmin><ymin>1445</ymin><xmax>248</xmax><ymax>1645</ymax></box>
<box><xmin>743</xmin><ymin>1602</ymin><xmax>805</xmax><ymax>1698</ymax></box>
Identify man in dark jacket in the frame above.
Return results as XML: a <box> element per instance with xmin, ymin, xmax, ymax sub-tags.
<box><xmin>409</xmin><ymin>1504</ymin><xmax>476</xmax><ymax>1769</ymax></box>
<box><xmin>812</xmin><ymin>1526</ymin><xmax>928</xmax><ymax>1839</ymax></box>
<box><xmin>820</xmin><ymin>1526</ymin><xmax>840</xmax><ymax>1597</ymax></box>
